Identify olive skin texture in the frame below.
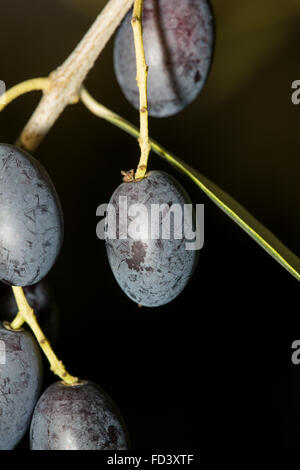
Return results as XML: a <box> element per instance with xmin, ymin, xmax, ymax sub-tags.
<box><xmin>105</xmin><ymin>171</ymin><xmax>199</xmax><ymax>307</ymax></box>
<box><xmin>114</xmin><ymin>0</ymin><xmax>214</xmax><ymax>117</ymax></box>
<box><xmin>0</xmin><ymin>144</ymin><xmax>63</xmax><ymax>286</ymax></box>
<box><xmin>0</xmin><ymin>323</ymin><xmax>43</xmax><ymax>450</ymax></box>
<box><xmin>30</xmin><ymin>381</ymin><xmax>129</xmax><ymax>450</ymax></box>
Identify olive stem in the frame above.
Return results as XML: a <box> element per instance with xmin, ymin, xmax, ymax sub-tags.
<box><xmin>0</xmin><ymin>78</ymin><xmax>51</xmax><ymax>113</ymax></box>
<box><xmin>11</xmin><ymin>286</ymin><xmax>78</xmax><ymax>385</ymax></box>
<box><xmin>79</xmin><ymin>86</ymin><xmax>300</xmax><ymax>283</ymax></box>
<box><xmin>9</xmin><ymin>311</ymin><xmax>25</xmax><ymax>330</ymax></box>
<box><xmin>131</xmin><ymin>0</ymin><xmax>151</xmax><ymax>180</ymax></box>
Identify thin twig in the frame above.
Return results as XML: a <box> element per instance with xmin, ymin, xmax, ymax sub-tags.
<box><xmin>11</xmin><ymin>287</ymin><xmax>78</xmax><ymax>384</ymax></box>
<box><xmin>0</xmin><ymin>78</ymin><xmax>50</xmax><ymax>112</ymax></box>
<box><xmin>131</xmin><ymin>0</ymin><xmax>151</xmax><ymax>180</ymax></box>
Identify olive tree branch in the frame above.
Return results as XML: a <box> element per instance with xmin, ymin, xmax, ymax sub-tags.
<box><xmin>17</xmin><ymin>0</ymin><xmax>134</xmax><ymax>152</ymax></box>
<box><xmin>131</xmin><ymin>0</ymin><xmax>151</xmax><ymax>180</ymax></box>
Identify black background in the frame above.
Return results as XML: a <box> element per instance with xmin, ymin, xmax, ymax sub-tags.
<box><xmin>0</xmin><ymin>0</ymin><xmax>300</xmax><ymax>449</ymax></box>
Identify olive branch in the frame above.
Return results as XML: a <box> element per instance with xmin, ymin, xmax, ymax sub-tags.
<box><xmin>0</xmin><ymin>0</ymin><xmax>299</xmax><ymax>384</ymax></box>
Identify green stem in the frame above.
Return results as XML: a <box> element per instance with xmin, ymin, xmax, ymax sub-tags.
<box><xmin>11</xmin><ymin>286</ymin><xmax>78</xmax><ymax>385</ymax></box>
<box><xmin>0</xmin><ymin>78</ymin><xmax>50</xmax><ymax>112</ymax></box>
<box><xmin>131</xmin><ymin>0</ymin><xmax>151</xmax><ymax>180</ymax></box>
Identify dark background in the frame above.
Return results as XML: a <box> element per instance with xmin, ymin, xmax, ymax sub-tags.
<box><xmin>1</xmin><ymin>0</ymin><xmax>300</xmax><ymax>449</ymax></box>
